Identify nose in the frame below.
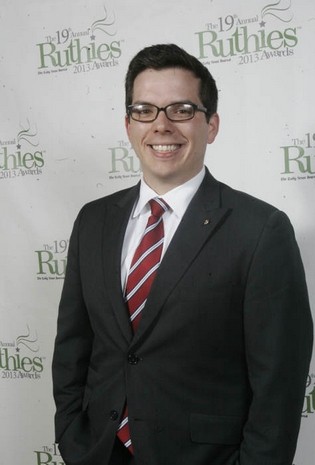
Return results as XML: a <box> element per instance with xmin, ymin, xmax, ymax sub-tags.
<box><xmin>152</xmin><ymin>109</ymin><xmax>174</xmax><ymax>132</ymax></box>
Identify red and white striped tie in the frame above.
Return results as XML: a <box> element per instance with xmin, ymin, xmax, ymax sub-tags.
<box><xmin>117</xmin><ymin>198</ymin><xmax>168</xmax><ymax>454</ymax></box>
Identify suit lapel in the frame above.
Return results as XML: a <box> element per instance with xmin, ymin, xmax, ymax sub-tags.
<box><xmin>102</xmin><ymin>184</ymin><xmax>140</xmax><ymax>344</ymax></box>
<box><xmin>131</xmin><ymin>171</ymin><xmax>231</xmax><ymax>347</ymax></box>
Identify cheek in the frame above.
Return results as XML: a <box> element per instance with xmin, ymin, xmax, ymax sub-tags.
<box><xmin>188</xmin><ymin>132</ymin><xmax>207</xmax><ymax>153</ymax></box>
<box><xmin>128</xmin><ymin>130</ymin><xmax>148</xmax><ymax>161</ymax></box>
<box><xmin>128</xmin><ymin>126</ymin><xmax>145</xmax><ymax>147</ymax></box>
<box><xmin>127</xmin><ymin>131</ymin><xmax>138</xmax><ymax>152</ymax></box>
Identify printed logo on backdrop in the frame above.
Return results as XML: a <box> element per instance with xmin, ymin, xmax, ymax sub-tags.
<box><xmin>0</xmin><ymin>120</ymin><xmax>45</xmax><ymax>180</ymax></box>
<box><xmin>37</xmin><ymin>6</ymin><xmax>123</xmax><ymax>76</ymax></box>
<box><xmin>280</xmin><ymin>130</ymin><xmax>315</xmax><ymax>181</ymax></box>
<box><xmin>34</xmin><ymin>443</ymin><xmax>64</xmax><ymax>465</ymax></box>
<box><xmin>302</xmin><ymin>373</ymin><xmax>315</xmax><ymax>418</ymax></box>
<box><xmin>36</xmin><ymin>239</ymin><xmax>69</xmax><ymax>280</ymax></box>
<box><xmin>0</xmin><ymin>326</ymin><xmax>45</xmax><ymax>380</ymax></box>
<box><xmin>107</xmin><ymin>140</ymin><xmax>141</xmax><ymax>181</ymax></box>
<box><xmin>196</xmin><ymin>0</ymin><xmax>300</xmax><ymax>66</ymax></box>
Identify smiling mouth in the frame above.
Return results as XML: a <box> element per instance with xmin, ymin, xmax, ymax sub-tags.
<box><xmin>150</xmin><ymin>144</ymin><xmax>181</xmax><ymax>152</ymax></box>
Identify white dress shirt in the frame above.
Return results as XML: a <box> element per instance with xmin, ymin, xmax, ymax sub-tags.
<box><xmin>121</xmin><ymin>166</ymin><xmax>206</xmax><ymax>291</ymax></box>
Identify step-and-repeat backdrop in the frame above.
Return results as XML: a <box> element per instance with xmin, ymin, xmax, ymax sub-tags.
<box><xmin>1</xmin><ymin>1</ymin><xmax>314</xmax><ymax>463</ymax></box>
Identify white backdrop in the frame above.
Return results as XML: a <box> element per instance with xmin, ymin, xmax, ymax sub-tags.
<box><xmin>0</xmin><ymin>1</ymin><xmax>314</xmax><ymax>464</ymax></box>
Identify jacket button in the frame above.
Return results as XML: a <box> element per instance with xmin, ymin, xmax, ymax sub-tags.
<box><xmin>109</xmin><ymin>410</ymin><xmax>118</xmax><ymax>421</ymax></box>
<box><xmin>128</xmin><ymin>353</ymin><xmax>140</xmax><ymax>365</ymax></box>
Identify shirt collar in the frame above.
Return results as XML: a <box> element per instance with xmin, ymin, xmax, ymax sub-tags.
<box><xmin>133</xmin><ymin>166</ymin><xmax>206</xmax><ymax>219</ymax></box>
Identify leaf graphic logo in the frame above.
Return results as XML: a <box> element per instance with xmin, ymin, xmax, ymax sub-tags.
<box><xmin>16</xmin><ymin>325</ymin><xmax>39</xmax><ymax>353</ymax></box>
<box><xmin>16</xmin><ymin>119</ymin><xmax>39</xmax><ymax>149</ymax></box>
<box><xmin>261</xmin><ymin>0</ymin><xmax>293</xmax><ymax>23</ymax></box>
<box><xmin>90</xmin><ymin>6</ymin><xmax>117</xmax><ymax>40</ymax></box>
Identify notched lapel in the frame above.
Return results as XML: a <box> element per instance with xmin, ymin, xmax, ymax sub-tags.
<box><xmin>131</xmin><ymin>172</ymin><xmax>232</xmax><ymax>347</ymax></box>
<box><xmin>102</xmin><ymin>186</ymin><xmax>139</xmax><ymax>344</ymax></box>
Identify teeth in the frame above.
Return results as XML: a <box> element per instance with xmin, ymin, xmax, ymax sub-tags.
<box><xmin>151</xmin><ymin>144</ymin><xmax>180</xmax><ymax>152</ymax></box>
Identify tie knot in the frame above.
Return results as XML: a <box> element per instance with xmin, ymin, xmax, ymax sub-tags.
<box><xmin>149</xmin><ymin>198</ymin><xmax>168</xmax><ymax>218</ymax></box>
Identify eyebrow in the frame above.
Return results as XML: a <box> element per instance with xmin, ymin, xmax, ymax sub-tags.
<box><xmin>131</xmin><ymin>100</ymin><xmax>197</xmax><ymax>106</ymax></box>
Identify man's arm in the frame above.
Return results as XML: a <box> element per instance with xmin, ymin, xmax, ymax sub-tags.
<box><xmin>241</xmin><ymin>210</ymin><xmax>313</xmax><ymax>464</ymax></box>
<box><xmin>52</xmin><ymin>210</ymin><xmax>94</xmax><ymax>442</ymax></box>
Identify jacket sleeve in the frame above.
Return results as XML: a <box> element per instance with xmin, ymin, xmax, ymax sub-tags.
<box><xmin>240</xmin><ymin>210</ymin><xmax>313</xmax><ymax>465</ymax></box>
<box><xmin>52</xmin><ymin>208</ymin><xmax>94</xmax><ymax>443</ymax></box>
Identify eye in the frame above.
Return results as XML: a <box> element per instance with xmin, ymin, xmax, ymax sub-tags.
<box><xmin>170</xmin><ymin>104</ymin><xmax>193</xmax><ymax>117</ymax></box>
<box><xmin>179</xmin><ymin>106</ymin><xmax>191</xmax><ymax>114</ymax></box>
<box><xmin>133</xmin><ymin>105</ymin><xmax>154</xmax><ymax>116</ymax></box>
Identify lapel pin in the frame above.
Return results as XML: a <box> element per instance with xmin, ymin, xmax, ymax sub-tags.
<box><xmin>203</xmin><ymin>219</ymin><xmax>210</xmax><ymax>225</ymax></box>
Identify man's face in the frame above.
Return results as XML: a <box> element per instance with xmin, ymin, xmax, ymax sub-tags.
<box><xmin>125</xmin><ymin>67</ymin><xmax>219</xmax><ymax>194</ymax></box>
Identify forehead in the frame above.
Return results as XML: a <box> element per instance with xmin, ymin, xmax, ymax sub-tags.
<box><xmin>132</xmin><ymin>67</ymin><xmax>201</xmax><ymax>104</ymax></box>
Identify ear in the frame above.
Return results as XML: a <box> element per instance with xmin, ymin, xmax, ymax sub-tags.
<box><xmin>207</xmin><ymin>113</ymin><xmax>220</xmax><ymax>144</ymax></box>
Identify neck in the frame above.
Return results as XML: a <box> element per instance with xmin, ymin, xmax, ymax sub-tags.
<box><xmin>142</xmin><ymin>169</ymin><xmax>205</xmax><ymax>195</ymax></box>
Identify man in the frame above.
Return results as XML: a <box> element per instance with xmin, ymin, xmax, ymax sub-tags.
<box><xmin>52</xmin><ymin>44</ymin><xmax>313</xmax><ymax>465</ymax></box>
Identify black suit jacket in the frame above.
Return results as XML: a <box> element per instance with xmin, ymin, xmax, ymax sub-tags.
<box><xmin>52</xmin><ymin>170</ymin><xmax>313</xmax><ymax>465</ymax></box>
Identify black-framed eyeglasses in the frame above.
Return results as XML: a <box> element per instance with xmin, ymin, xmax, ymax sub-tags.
<box><xmin>127</xmin><ymin>102</ymin><xmax>208</xmax><ymax>123</ymax></box>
